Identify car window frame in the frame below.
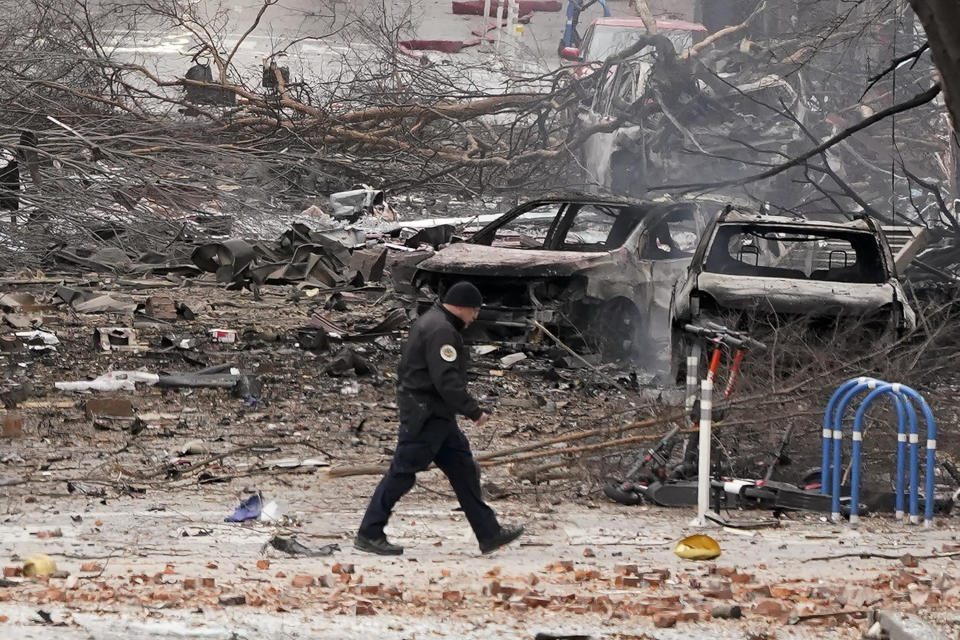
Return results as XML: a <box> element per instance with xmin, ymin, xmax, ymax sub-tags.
<box><xmin>637</xmin><ymin>203</ymin><xmax>703</xmax><ymax>261</ymax></box>
<box><xmin>468</xmin><ymin>200</ymin><xmax>568</xmax><ymax>247</ymax></box>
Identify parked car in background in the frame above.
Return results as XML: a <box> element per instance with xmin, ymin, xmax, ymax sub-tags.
<box><xmin>669</xmin><ymin>208</ymin><xmax>917</xmax><ymax>377</ymax></box>
<box><xmin>560</xmin><ymin>17</ymin><xmax>706</xmax><ymax>77</ymax></box>
<box><xmin>413</xmin><ymin>194</ymin><xmax>708</xmax><ymax>364</ymax></box>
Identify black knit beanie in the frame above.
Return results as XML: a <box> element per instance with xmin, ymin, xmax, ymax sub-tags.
<box><xmin>443</xmin><ymin>281</ymin><xmax>483</xmax><ymax>308</ymax></box>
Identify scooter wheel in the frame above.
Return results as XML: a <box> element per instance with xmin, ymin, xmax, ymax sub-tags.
<box><xmin>798</xmin><ymin>467</ymin><xmax>822</xmax><ymax>489</ymax></box>
<box><xmin>603</xmin><ymin>480</ymin><xmax>644</xmax><ymax>506</ymax></box>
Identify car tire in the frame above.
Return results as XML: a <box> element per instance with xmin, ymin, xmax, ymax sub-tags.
<box><xmin>591</xmin><ymin>298</ymin><xmax>646</xmax><ymax>362</ymax></box>
<box><xmin>669</xmin><ymin>327</ymin><xmax>689</xmax><ymax>385</ymax></box>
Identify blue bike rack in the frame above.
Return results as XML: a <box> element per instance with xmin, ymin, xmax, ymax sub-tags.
<box><xmin>821</xmin><ymin>378</ymin><xmax>937</xmax><ymax>527</ymax></box>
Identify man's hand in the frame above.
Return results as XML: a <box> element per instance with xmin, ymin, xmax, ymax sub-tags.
<box><xmin>474</xmin><ymin>412</ymin><xmax>490</xmax><ymax>427</ymax></box>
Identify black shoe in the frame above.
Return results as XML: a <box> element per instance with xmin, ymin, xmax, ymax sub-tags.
<box><xmin>479</xmin><ymin>525</ymin><xmax>524</xmax><ymax>554</ymax></box>
<box><xmin>354</xmin><ymin>533</ymin><xmax>403</xmax><ymax>556</ymax></box>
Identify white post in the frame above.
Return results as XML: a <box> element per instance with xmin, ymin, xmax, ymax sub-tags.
<box><xmin>508</xmin><ymin>0</ymin><xmax>520</xmax><ymax>39</ymax></box>
<box><xmin>684</xmin><ymin>343</ymin><xmax>701</xmax><ymax>417</ymax></box>
<box><xmin>696</xmin><ymin>378</ymin><xmax>713</xmax><ymax>525</ymax></box>
<box><xmin>482</xmin><ymin>0</ymin><xmax>492</xmax><ymax>48</ymax></box>
<box><xmin>495</xmin><ymin>0</ymin><xmax>507</xmax><ymax>51</ymax></box>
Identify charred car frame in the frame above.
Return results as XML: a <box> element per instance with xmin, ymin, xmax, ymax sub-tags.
<box><xmin>670</xmin><ymin>208</ymin><xmax>917</xmax><ymax>374</ymax></box>
<box><xmin>413</xmin><ymin>194</ymin><xmax>709</xmax><ymax>362</ymax></box>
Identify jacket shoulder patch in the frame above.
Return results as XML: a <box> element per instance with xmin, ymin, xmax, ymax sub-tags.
<box><xmin>439</xmin><ymin>344</ymin><xmax>458</xmax><ymax>362</ymax></box>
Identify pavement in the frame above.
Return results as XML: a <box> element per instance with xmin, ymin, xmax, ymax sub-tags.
<box><xmin>2</xmin><ymin>469</ymin><xmax>959</xmax><ymax>639</ymax></box>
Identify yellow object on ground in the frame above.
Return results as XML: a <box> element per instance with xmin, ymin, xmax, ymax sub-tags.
<box><xmin>674</xmin><ymin>534</ymin><xmax>721</xmax><ymax>560</ymax></box>
<box><xmin>23</xmin><ymin>554</ymin><xmax>57</xmax><ymax>577</ymax></box>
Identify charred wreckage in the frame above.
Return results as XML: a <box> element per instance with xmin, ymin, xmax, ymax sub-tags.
<box><xmin>413</xmin><ymin>194</ymin><xmax>706</xmax><ymax>365</ymax></box>
<box><xmin>412</xmin><ymin>197</ymin><xmax>919</xmax><ymax>372</ymax></box>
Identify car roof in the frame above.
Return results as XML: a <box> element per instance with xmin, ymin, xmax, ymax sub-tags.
<box><xmin>590</xmin><ymin>17</ymin><xmax>707</xmax><ymax>32</ymax></box>
<box><xmin>517</xmin><ymin>192</ymin><xmax>702</xmax><ymax>211</ymax></box>
<box><xmin>719</xmin><ymin>211</ymin><xmax>875</xmax><ymax>232</ymax></box>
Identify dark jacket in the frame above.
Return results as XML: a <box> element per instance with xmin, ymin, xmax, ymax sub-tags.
<box><xmin>397</xmin><ymin>303</ymin><xmax>482</xmax><ymax>431</ymax></box>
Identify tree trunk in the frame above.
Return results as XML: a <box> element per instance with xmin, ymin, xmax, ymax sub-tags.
<box><xmin>908</xmin><ymin>0</ymin><xmax>960</xmax><ymax>131</ymax></box>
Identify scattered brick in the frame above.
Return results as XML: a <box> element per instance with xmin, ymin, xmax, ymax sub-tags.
<box><xmin>677</xmin><ymin>609</ymin><xmax>700</xmax><ymax>622</ymax></box>
<box><xmin>642</xmin><ymin>573</ymin><xmax>664</xmax><ymax>587</ymax></box>
<box><xmin>291</xmin><ymin>575</ymin><xmax>315</xmax><ymax>588</ymax></box>
<box><xmin>738</xmin><ymin>584</ymin><xmax>772</xmax><ymax>599</ymax></box>
<box><xmin>384</xmin><ymin>585</ymin><xmax>403</xmax><ymax>599</ymax></box>
<box><xmin>46</xmin><ymin>588</ymin><xmax>67</xmax><ymax>602</ymax></box>
<box><xmin>442</xmin><ymin>590</ymin><xmax>463</xmax><ymax>603</ymax></box>
<box><xmin>256</xmin><ymin>559</ymin><xmax>270</xmax><ymax>570</ymax></box>
<box><xmin>653</xmin><ymin>612</ymin><xmax>678</xmax><ymax>628</ymax></box>
<box><xmin>753</xmin><ymin>598</ymin><xmax>792</xmax><ymax>619</ymax></box>
<box><xmin>701</xmin><ymin>580</ymin><xmax>733</xmax><ymax>600</ymax></box>
<box><xmin>769</xmin><ymin>585</ymin><xmax>797</xmax><ymax>599</ymax></box>
<box><xmin>522</xmin><ymin>596</ymin><xmax>551</xmax><ymax>608</ymax></box>
<box><xmin>900</xmin><ymin>553</ymin><xmax>919</xmax><ymax>568</ymax></box>
<box><xmin>199</xmin><ymin>577</ymin><xmax>216</xmax><ymax>589</ymax></box>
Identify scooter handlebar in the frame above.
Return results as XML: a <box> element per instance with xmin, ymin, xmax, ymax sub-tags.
<box><xmin>683</xmin><ymin>322</ymin><xmax>766</xmax><ymax>350</ymax></box>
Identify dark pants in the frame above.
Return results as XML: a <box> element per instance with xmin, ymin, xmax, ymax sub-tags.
<box><xmin>358</xmin><ymin>415</ymin><xmax>500</xmax><ymax>543</ymax></box>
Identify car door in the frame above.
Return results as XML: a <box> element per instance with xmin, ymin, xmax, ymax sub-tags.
<box><xmin>632</xmin><ymin>204</ymin><xmax>704</xmax><ymax>331</ymax></box>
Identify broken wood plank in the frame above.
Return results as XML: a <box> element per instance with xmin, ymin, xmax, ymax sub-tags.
<box><xmin>889</xmin><ymin>226</ymin><xmax>930</xmax><ymax>273</ymax></box>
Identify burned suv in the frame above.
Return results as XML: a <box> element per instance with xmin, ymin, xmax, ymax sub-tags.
<box><xmin>670</xmin><ymin>209</ymin><xmax>916</xmax><ymax>370</ymax></box>
<box><xmin>413</xmin><ymin>195</ymin><xmax>708</xmax><ymax>363</ymax></box>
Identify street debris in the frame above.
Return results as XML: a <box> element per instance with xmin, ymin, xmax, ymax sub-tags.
<box><xmin>414</xmin><ymin>196</ymin><xmax>703</xmax><ymax>365</ymax></box>
<box><xmin>265</xmin><ymin>536</ymin><xmax>339</xmax><ymax>557</ymax></box>
<box><xmin>0</xmin><ymin>0</ymin><xmax>958</xmax><ymax>636</ymax></box>
<box><xmin>22</xmin><ymin>554</ymin><xmax>57</xmax><ymax>578</ymax></box>
<box><xmin>15</xmin><ymin>330</ymin><xmax>59</xmax><ymax>352</ymax></box>
<box><xmin>94</xmin><ymin>327</ymin><xmax>141</xmax><ymax>352</ymax></box>
<box><xmin>225</xmin><ymin>494</ymin><xmax>263</xmax><ymax>522</ymax></box>
<box><xmin>674</xmin><ymin>535</ymin><xmax>721</xmax><ymax>561</ymax></box>
<box><xmin>55</xmin><ymin>371</ymin><xmax>160</xmax><ymax>392</ymax></box>
<box><xmin>329</xmin><ymin>187</ymin><xmax>392</xmax><ymax>221</ymax></box>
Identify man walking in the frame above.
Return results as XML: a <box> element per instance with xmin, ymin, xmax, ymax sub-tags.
<box><xmin>355</xmin><ymin>281</ymin><xmax>524</xmax><ymax>555</ymax></box>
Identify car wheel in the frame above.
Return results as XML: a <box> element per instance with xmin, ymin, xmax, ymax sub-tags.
<box><xmin>591</xmin><ymin>298</ymin><xmax>646</xmax><ymax>362</ymax></box>
<box><xmin>669</xmin><ymin>327</ymin><xmax>689</xmax><ymax>385</ymax></box>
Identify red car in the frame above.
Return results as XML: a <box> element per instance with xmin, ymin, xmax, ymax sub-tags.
<box><xmin>561</xmin><ymin>17</ymin><xmax>707</xmax><ymax>77</ymax></box>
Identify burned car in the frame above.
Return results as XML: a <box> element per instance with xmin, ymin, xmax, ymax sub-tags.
<box><xmin>670</xmin><ymin>209</ymin><xmax>917</xmax><ymax>372</ymax></box>
<box><xmin>413</xmin><ymin>195</ymin><xmax>708</xmax><ymax>363</ymax></box>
